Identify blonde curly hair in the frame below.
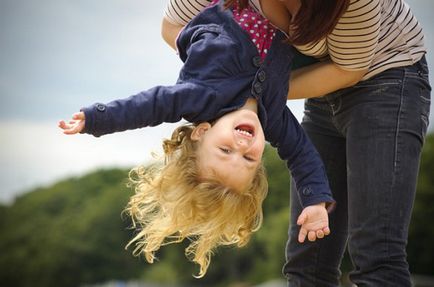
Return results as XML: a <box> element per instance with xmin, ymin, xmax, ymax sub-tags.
<box><xmin>125</xmin><ymin>123</ymin><xmax>268</xmax><ymax>277</ymax></box>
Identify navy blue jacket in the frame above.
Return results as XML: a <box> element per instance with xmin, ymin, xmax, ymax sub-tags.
<box><xmin>81</xmin><ymin>1</ymin><xmax>334</xmax><ymax>207</ymax></box>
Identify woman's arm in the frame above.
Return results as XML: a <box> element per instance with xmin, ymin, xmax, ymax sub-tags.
<box><xmin>161</xmin><ymin>17</ymin><xmax>184</xmax><ymax>50</ymax></box>
<box><xmin>287</xmin><ymin>0</ymin><xmax>380</xmax><ymax>99</ymax></box>
<box><xmin>288</xmin><ymin>60</ymin><xmax>368</xmax><ymax>99</ymax></box>
<box><xmin>161</xmin><ymin>0</ymin><xmax>212</xmax><ymax>49</ymax></box>
<box><xmin>258</xmin><ymin>0</ymin><xmax>368</xmax><ymax>99</ymax></box>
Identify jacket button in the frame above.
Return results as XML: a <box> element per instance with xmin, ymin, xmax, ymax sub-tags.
<box><xmin>302</xmin><ymin>187</ymin><xmax>312</xmax><ymax>196</ymax></box>
<box><xmin>252</xmin><ymin>56</ymin><xmax>262</xmax><ymax>67</ymax></box>
<box><xmin>96</xmin><ymin>103</ymin><xmax>106</xmax><ymax>112</ymax></box>
<box><xmin>253</xmin><ymin>82</ymin><xmax>262</xmax><ymax>94</ymax></box>
<box><xmin>257</xmin><ymin>70</ymin><xmax>266</xmax><ymax>82</ymax></box>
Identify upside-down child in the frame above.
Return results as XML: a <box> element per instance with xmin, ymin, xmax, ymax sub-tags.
<box><xmin>58</xmin><ymin>0</ymin><xmax>335</xmax><ymax>277</ymax></box>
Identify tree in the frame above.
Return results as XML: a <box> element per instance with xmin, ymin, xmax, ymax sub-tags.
<box><xmin>0</xmin><ymin>169</ymin><xmax>142</xmax><ymax>287</ymax></box>
<box><xmin>407</xmin><ymin>133</ymin><xmax>434</xmax><ymax>275</ymax></box>
<box><xmin>1</xmin><ymin>135</ymin><xmax>433</xmax><ymax>287</ymax></box>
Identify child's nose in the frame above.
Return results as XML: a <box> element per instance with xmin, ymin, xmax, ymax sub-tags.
<box><xmin>237</xmin><ymin>138</ymin><xmax>249</xmax><ymax>148</ymax></box>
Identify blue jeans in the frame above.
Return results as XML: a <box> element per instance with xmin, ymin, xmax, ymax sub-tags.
<box><xmin>283</xmin><ymin>57</ymin><xmax>431</xmax><ymax>287</ymax></box>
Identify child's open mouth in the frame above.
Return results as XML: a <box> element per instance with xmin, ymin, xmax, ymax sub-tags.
<box><xmin>235</xmin><ymin>124</ymin><xmax>254</xmax><ymax>137</ymax></box>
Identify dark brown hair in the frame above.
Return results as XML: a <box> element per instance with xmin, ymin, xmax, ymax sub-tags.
<box><xmin>225</xmin><ymin>0</ymin><xmax>350</xmax><ymax>46</ymax></box>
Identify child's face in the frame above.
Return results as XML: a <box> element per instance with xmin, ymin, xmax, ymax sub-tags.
<box><xmin>191</xmin><ymin>108</ymin><xmax>265</xmax><ymax>192</ymax></box>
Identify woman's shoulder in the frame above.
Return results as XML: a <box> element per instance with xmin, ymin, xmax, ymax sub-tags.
<box><xmin>332</xmin><ymin>0</ymin><xmax>381</xmax><ymax>41</ymax></box>
<box><xmin>165</xmin><ymin>0</ymin><xmax>212</xmax><ymax>26</ymax></box>
<box><xmin>339</xmin><ymin>0</ymin><xmax>380</xmax><ymax>22</ymax></box>
<box><xmin>164</xmin><ymin>0</ymin><xmax>265</xmax><ymax>26</ymax></box>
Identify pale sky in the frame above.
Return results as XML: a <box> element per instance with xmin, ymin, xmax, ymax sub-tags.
<box><xmin>0</xmin><ymin>0</ymin><xmax>433</xmax><ymax>203</ymax></box>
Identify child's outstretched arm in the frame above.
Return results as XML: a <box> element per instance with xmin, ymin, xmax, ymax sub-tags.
<box><xmin>58</xmin><ymin>112</ymin><xmax>85</xmax><ymax>135</ymax></box>
<box><xmin>266</xmin><ymin>108</ymin><xmax>335</xmax><ymax>211</ymax></box>
<box><xmin>265</xmin><ymin>108</ymin><xmax>335</xmax><ymax>242</ymax></box>
<box><xmin>59</xmin><ymin>18</ymin><xmax>250</xmax><ymax>138</ymax></box>
<box><xmin>296</xmin><ymin>202</ymin><xmax>330</xmax><ymax>243</ymax></box>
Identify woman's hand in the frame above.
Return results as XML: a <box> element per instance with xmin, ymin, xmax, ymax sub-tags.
<box><xmin>58</xmin><ymin>112</ymin><xmax>85</xmax><ymax>135</ymax></box>
<box><xmin>297</xmin><ymin>202</ymin><xmax>331</xmax><ymax>243</ymax></box>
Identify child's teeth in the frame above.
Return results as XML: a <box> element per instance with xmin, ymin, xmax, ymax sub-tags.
<box><xmin>236</xmin><ymin>128</ymin><xmax>252</xmax><ymax>136</ymax></box>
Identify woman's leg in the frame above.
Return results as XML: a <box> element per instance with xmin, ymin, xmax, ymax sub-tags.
<box><xmin>342</xmin><ymin>59</ymin><xmax>431</xmax><ymax>286</ymax></box>
<box><xmin>283</xmin><ymin>96</ymin><xmax>349</xmax><ymax>287</ymax></box>
<box><xmin>283</xmin><ymin>58</ymin><xmax>430</xmax><ymax>287</ymax></box>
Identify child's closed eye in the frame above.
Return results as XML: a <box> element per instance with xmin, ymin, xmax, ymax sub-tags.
<box><xmin>219</xmin><ymin>147</ymin><xmax>231</xmax><ymax>154</ymax></box>
<box><xmin>243</xmin><ymin>155</ymin><xmax>255</xmax><ymax>162</ymax></box>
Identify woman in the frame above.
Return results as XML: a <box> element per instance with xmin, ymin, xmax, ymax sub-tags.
<box><xmin>162</xmin><ymin>0</ymin><xmax>431</xmax><ymax>286</ymax></box>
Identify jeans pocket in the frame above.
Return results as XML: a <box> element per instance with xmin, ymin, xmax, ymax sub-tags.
<box><xmin>418</xmin><ymin>75</ymin><xmax>431</xmax><ymax>141</ymax></box>
<box><xmin>420</xmin><ymin>93</ymin><xmax>431</xmax><ymax>140</ymax></box>
<box><xmin>352</xmin><ymin>78</ymin><xmax>402</xmax><ymax>89</ymax></box>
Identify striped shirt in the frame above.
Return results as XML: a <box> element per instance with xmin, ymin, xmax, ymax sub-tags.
<box><xmin>164</xmin><ymin>0</ymin><xmax>262</xmax><ymax>26</ymax></box>
<box><xmin>164</xmin><ymin>0</ymin><xmax>426</xmax><ymax>80</ymax></box>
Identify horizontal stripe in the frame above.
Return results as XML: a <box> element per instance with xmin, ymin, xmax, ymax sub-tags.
<box><xmin>293</xmin><ymin>0</ymin><xmax>426</xmax><ymax>79</ymax></box>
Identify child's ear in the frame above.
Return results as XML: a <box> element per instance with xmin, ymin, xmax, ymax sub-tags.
<box><xmin>191</xmin><ymin>122</ymin><xmax>212</xmax><ymax>141</ymax></box>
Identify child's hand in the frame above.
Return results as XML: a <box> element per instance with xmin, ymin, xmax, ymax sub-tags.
<box><xmin>297</xmin><ymin>202</ymin><xmax>330</xmax><ymax>243</ymax></box>
<box><xmin>58</xmin><ymin>112</ymin><xmax>85</xmax><ymax>135</ymax></box>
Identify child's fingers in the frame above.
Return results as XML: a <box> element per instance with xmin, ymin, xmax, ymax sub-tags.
<box><xmin>298</xmin><ymin>227</ymin><xmax>307</xmax><ymax>243</ymax></box>
<box><xmin>59</xmin><ymin>116</ymin><xmax>84</xmax><ymax>135</ymax></box>
<box><xmin>68</xmin><ymin>121</ymin><xmax>84</xmax><ymax>135</ymax></box>
<box><xmin>297</xmin><ymin>211</ymin><xmax>307</xmax><ymax>226</ymax></box>
<box><xmin>60</xmin><ymin>121</ymin><xmax>81</xmax><ymax>135</ymax></box>
<box><xmin>299</xmin><ymin>227</ymin><xmax>331</xmax><ymax>243</ymax></box>
<box><xmin>63</xmin><ymin>126</ymin><xmax>80</xmax><ymax>135</ymax></box>
<box><xmin>307</xmin><ymin>231</ymin><xmax>317</xmax><ymax>242</ymax></box>
<box><xmin>72</xmin><ymin>112</ymin><xmax>85</xmax><ymax>120</ymax></box>
<box><xmin>58</xmin><ymin>120</ymin><xmax>73</xmax><ymax>130</ymax></box>
<box><xmin>59</xmin><ymin>120</ymin><xmax>77</xmax><ymax>128</ymax></box>
<box><xmin>62</xmin><ymin>124</ymin><xmax>75</xmax><ymax>134</ymax></box>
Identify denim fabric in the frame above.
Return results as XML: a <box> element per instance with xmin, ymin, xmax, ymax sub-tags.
<box><xmin>80</xmin><ymin>0</ymin><xmax>335</xmax><ymax>207</ymax></box>
<box><xmin>283</xmin><ymin>57</ymin><xmax>431</xmax><ymax>287</ymax></box>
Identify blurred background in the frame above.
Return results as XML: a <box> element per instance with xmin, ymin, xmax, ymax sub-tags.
<box><xmin>1</xmin><ymin>0</ymin><xmax>433</xmax><ymax>286</ymax></box>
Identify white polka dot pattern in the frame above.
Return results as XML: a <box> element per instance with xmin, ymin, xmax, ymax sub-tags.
<box><xmin>231</xmin><ymin>2</ymin><xmax>276</xmax><ymax>59</ymax></box>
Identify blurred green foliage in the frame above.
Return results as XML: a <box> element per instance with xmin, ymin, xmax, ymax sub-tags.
<box><xmin>0</xmin><ymin>170</ymin><xmax>141</xmax><ymax>287</ymax></box>
<box><xmin>408</xmin><ymin>132</ymin><xmax>434</xmax><ymax>275</ymax></box>
<box><xmin>0</xmin><ymin>134</ymin><xmax>433</xmax><ymax>286</ymax></box>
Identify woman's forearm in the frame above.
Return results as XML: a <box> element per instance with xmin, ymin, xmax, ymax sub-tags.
<box><xmin>161</xmin><ymin>17</ymin><xmax>184</xmax><ymax>50</ymax></box>
<box><xmin>288</xmin><ymin>60</ymin><xmax>368</xmax><ymax>99</ymax></box>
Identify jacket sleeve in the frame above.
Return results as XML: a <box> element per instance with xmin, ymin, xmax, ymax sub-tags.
<box><xmin>81</xmin><ymin>17</ymin><xmax>240</xmax><ymax>138</ymax></box>
<box><xmin>266</xmin><ymin>107</ymin><xmax>335</xmax><ymax>208</ymax></box>
<box><xmin>80</xmin><ymin>82</ymin><xmax>217</xmax><ymax>137</ymax></box>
